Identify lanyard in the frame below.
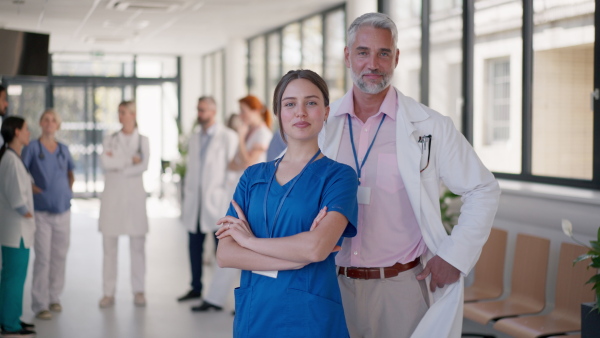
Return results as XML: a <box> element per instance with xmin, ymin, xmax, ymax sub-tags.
<box><xmin>263</xmin><ymin>149</ymin><xmax>321</xmax><ymax>238</ymax></box>
<box><xmin>347</xmin><ymin>114</ymin><xmax>386</xmax><ymax>185</ymax></box>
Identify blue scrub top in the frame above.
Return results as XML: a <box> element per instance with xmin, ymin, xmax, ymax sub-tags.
<box><xmin>227</xmin><ymin>156</ymin><xmax>358</xmax><ymax>338</ymax></box>
<box><xmin>22</xmin><ymin>141</ymin><xmax>74</xmax><ymax>213</ymax></box>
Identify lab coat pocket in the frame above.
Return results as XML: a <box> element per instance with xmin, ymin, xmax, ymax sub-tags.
<box><xmin>233</xmin><ymin>286</ymin><xmax>252</xmax><ymax>338</ymax></box>
<box><xmin>376</xmin><ymin>153</ymin><xmax>405</xmax><ymax>193</ymax></box>
<box><xmin>285</xmin><ymin>289</ymin><xmax>349</xmax><ymax>338</ymax></box>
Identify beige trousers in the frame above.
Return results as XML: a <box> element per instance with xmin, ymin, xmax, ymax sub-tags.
<box><xmin>338</xmin><ymin>265</ymin><xmax>429</xmax><ymax>338</ymax></box>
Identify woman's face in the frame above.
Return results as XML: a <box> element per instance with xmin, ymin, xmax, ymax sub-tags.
<box><xmin>239</xmin><ymin>102</ymin><xmax>259</xmax><ymax>125</ymax></box>
<box><xmin>279</xmin><ymin>78</ymin><xmax>329</xmax><ymax>143</ymax></box>
<box><xmin>118</xmin><ymin>105</ymin><xmax>136</xmax><ymax>129</ymax></box>
<box><xmin>15</xmin><ymin>121</ymin><xmax>31</xmax><ymax>146</ymax></box>
<box><xmin>40</xmin><ymin>112</ymin><xmax>59</xmax><ymax>136</ymax></box>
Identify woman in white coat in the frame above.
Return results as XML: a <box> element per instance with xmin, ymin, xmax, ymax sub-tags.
<box><xmin>98</xmin><ymin>101</ymin><xmax>150</xmax><ymax>308</ymax></box>
<box><xmin>0</xmin><ymin>116</ymin><xmax>37</xmax><ymax>337</ymax></box>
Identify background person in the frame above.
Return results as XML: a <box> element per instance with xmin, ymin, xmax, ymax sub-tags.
<box><xmin>227</xmin><ymin>95</ymin><xmax>273</xmax><ymax>171</ymax></box>
<box><xmin>177</xmin><ymin>97</ymin><xmax>238</xmax><ymax>305</ymax></box>
<box><xmin>22</xmin><ymin>109</ymin><xmax>75</xmax><ymax>320</ymax></box>
<box><xmin>0</xmin><ymin>85</ymin><xmax>9</xmax><ymax>148</ymax></box>
<box><xmin>0</xmin><ymin>116</ymin><xmax>36</xmax><ymax>337</ymax></box>
<box><xmin>193</xmin><ymin>97</ymin><xmax>273</xmax><ymax>313</ymax></box>
<box><xmin>320</xmin><ymin>13</ymin><xmax>501</xmax><ymax>337</ymax></box>
<box><xmin>216</xmin><ymin>70</ymin><xmax>358</xmax><ymax>337</ymax></box>
<box><xmin>98</xmin><ymin>101</ymin><xmax>150</xmax><ymax>308</ymax></box>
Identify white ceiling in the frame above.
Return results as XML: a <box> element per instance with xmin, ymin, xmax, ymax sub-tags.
<box><xmin>0</xmin><ymin>0</ymin><xmax>345</xmax><ymax>55</ymax></box>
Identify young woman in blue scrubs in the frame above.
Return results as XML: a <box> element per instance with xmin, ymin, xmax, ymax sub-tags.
<box><xmin>0</xmin><ymin>116</ymin><xmax>37</xmax><ymax>337</ymax></box>
<box><xmin>216</xmin><ymin>70</ymin><xmax>358</xmax><ymax>338</ymax></box>
<box><xmin>22</xmin><ymin>109</ymin><xmax>74</xmax><ymax>320</ymax></box>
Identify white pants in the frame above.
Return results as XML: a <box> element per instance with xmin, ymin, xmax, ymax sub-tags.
<box><xmin>102</xmin><ymin>235</ymin><xmax>146</xmax><ymax>296</ymax></box>
<box><xmin>203</xmin><ymin>265</ymin><xmax>240</xmax><ymax>307</ymax></box>
<box><xmin>31</xmin><ymin>210</ymin><xmax>71</xmax><ymax>314</ymax></box>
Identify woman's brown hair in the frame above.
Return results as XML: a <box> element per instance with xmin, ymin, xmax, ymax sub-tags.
<box><xmin>238</xmin><ymin>95</ymin><xmax>272</xmax><ymax>129</ymax></box>
<box><xmin>272</xmin><ymin>69</ymin><xmax>329</xmax><ymax>143</ymax></box>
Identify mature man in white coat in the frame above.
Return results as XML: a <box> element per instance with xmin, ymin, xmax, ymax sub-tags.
<box><xmin>319</xmin><ymin>13</ymin><xmax>501</xmax><ymax>338</ymax></box>
<box><xmin>178</xmin><ymin>97</ymin><xmax>238</xmax><ymax>309</ymax></box>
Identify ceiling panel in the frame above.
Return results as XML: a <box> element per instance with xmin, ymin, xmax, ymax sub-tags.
<box><xmin>0</xmin><ymin>0</ymin><xmax>345</xmax><ymax>55</ymax></box>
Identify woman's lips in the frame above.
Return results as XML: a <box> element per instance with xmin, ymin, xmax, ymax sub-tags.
<box><xmin>293</xmin><ymin>121</ymin><xmax>310</xmax><ymax>128</ymax></box>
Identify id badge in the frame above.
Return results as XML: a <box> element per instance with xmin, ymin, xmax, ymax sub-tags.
<box><xmin>252</xmin><ymin>270</ymin><xmax>278</xmax><ymax>278</ymax></box>
<box><xmin>357</xmin><ymin>186</ymin><xmax>371</xmax><ymax>205</ymax></box>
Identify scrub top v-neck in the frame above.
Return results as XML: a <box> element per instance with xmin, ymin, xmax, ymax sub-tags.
<box><xmin>227</xmin><ymin>156</ymin><xmax>358</xmax><ymax>338</ymax></box>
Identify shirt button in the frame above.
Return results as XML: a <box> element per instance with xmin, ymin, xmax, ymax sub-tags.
<box><xmin>353</xmin><ymin>251</ymin><xmax>358</xmax><ymax>255</ymax></box>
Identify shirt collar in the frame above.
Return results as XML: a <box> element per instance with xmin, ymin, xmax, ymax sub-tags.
<box><xmin>334</xmin><ymin>86</ymin><xmax>398</xmax><ymax>121</ymax></box>
<box><xmin>202</xmin><ymin>123</ymin><xmax>217</xmax><ymax>137</ymax></box>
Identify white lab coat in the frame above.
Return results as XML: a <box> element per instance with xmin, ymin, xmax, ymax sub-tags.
<box><xmin>320</xmin><ymin>87</ymin><xmax>501</xmax><ymax>338</ymax></box>
<box><xmin>98</xmin><ymin>129</ymin><xmax>150</xmax><ymax>237</ymax></box>
<box><xmin>181</xmin><ymin>123</ymin><xmax>238</xmax><ymax>234</ymax></box>
<box><xmin>0</xmin><ymin>150</ymin><xmax>36</xmax><ymax>248</ymax></box>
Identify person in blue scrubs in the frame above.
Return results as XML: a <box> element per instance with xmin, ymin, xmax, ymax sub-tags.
<box><xmin>21</xmin><ymin>109</ymin><xmax>74</xmax><ymax>320</ymax></box>
<box><xmin>216</xmin><ymin>69</ymin><xmax>358</xmax><ymax>338</ymax></box>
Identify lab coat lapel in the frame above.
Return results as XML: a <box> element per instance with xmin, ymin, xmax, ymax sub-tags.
<box><xmin>394</xmin><ymin>88</ymin><xmax>427</xmax><ymax>227</ymax></box>
<box><xmin>200</xmin><ymin>123</ymin><xmax>220</xmax><ymax>185</ymax></box>
<box><xmin>321</xmin><ymin>92</ymin><xmax>349</xmax><ymax>160</ymax></box>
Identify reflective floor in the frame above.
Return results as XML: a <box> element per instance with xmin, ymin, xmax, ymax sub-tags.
<box><xmin>17</xmin><ymin>198</ymin><xmax>233</xmax><ymax>338</ymax></box>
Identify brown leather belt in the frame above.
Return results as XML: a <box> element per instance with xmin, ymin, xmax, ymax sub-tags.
<box><xmin>338</xmin><ymin>257</ymin><xmax>420</xmax><ymax>280</ymax></box>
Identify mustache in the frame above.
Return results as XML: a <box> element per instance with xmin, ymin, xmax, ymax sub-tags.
<box><xmin>360</xmin><ymin>70</ymin><xmax>385</xmax><ymax>76</ymax></box>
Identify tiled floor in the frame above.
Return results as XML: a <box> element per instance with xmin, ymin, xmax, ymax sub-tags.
<box><xmin>17</xmin><ymin>198</ymin><xmax>234</xmax><ymax>338</ymax></box>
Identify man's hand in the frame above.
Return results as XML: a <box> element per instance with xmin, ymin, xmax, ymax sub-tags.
<box><xmin>416</xmin><ymin>255</ymin><xmax>460</xmax><ymax>292</ymax></box>
<box><xmin>32</xmin><ymin>184</ymin><xmax>43</xmax><ymax>194</ymax></box>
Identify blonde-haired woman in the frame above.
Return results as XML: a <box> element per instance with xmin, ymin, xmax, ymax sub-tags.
<box><xmin>98</xmin><ymin>101</ymin><xmax>150</xmax><ymax>308</ymax></box>
<box><xmin>21</xmin><ymin>109</ymin><xmax>75</xmax><ymax>320</ymax></box>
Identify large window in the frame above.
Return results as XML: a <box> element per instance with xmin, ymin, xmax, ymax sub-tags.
<box><xmin>2</xmin><ymin>53</ymin><xmax>181</xmax><ymax>196</ymax></box>
<box><xmin>382</xmin><ymin>0</ymin><xmax>599</xmax><ymax>189</ymax></box>
<box><xmin>531</xmin><ymin>0</ymin><xmax>595</xmax><ymax>180</ymax></box>
<box><xmin>202</xmin><ymin>50</ymin><xmax>226</xmax><ymax>117</ymax></box>
<box><xmin>247</xmin><ymin>5</ymin><xmax>347</xmax><ymax>109</ymax></box>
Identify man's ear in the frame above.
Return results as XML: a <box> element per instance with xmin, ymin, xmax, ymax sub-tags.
<box><xmin>394</xmin><ymin>48</ymin><xmax>400</xmax><ymax>69</ymax></box>
<box><xmin>344</xmin><ymin>46</ymin><xmax>351</xmax><ymax>68</ymax></box>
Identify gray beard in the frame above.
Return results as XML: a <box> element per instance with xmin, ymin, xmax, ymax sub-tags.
<box><xmin>351</xmin><ymin>70</ymin><xmax>392</xmax><ymax>94</ymax></box>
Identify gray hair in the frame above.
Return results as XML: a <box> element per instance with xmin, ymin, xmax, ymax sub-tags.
<box><xmin>347</xmin><ymin>12</ymin><xmax>398</xmax><ymax>49</ymax></box>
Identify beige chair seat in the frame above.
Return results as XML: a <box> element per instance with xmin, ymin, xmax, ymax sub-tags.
<box><xmin>464</xmin><ymin>297</ymin><xmax>544</xmax><ymax>325</ymax></box>
<box><xmin>493</xmin><ymin>313</ymin><xmax>579</xmax><ymax>338</ymax></box>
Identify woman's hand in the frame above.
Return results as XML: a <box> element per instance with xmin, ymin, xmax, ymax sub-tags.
<box><xmin>216</xmin><ymin>200</ymin><xmax>256</xmax><ymax>247</ymax></box>
<box><xmin>105</xmin><ymin>151</ymin><xmax>113</xmax><ymax>157</ymax></box>
<box><xmin>32</xmin><ymin>184</ymin><xmax>43</xmax><ymax>194</ymax></box>
<box><xmin>24</xmin><ymin>212</ymin><xmax>33</xmax><ymax>219</ymax></box>
<box><xmin>132</xmin><ymin>155</ymin><xmax>142</xmax><ymax>164</ymax></box>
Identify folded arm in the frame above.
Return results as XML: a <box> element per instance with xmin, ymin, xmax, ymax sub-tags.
<box><xmin>216</xmin><ymin>201</ymin><xmax>346</xmax><ymax>264</ymax></box>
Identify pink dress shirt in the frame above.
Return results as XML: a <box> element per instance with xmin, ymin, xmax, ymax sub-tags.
<box><xmin>334</xmin><ymin>87</ymin><xmax>428</xmax><ymax>268</ymax></box>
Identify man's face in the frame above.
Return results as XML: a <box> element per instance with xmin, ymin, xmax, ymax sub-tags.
<box><xmin>345</xmin><ymin>26</ymin><xmax>399</xmax><ymax>94</ymax></box>
<box><xmin>197</xmin><ymin>100</ymin><xmax>216</xmax><ymax>125</ymax></box>
<box><xmin>0</xmin><ymin>90</ymin><xmax>8</xmax><ymax>116</ymax></box>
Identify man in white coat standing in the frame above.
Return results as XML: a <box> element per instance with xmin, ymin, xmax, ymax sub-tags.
<box><xmin>178</xmin><ymin>97</ymin><xmax>238</xmax><ymax>308</ymax></box>
<box><xmin>319</xmin><ymin>13</ymin><xmax>501</xmax><ymax>338</ymax></box>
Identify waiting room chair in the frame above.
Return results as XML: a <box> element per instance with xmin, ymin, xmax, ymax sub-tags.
<box><xmin>464</xmin><ymin>233</ymin><xmax>550</xmax><ymax>325</ymax></box>
<box><xmin>465</xmin><ymin>228</ymin><xmax>508</xmax><ymax>302</ymax></box>
<box><xmin>493</xmin><ymin>242</ymin><xmax>594</xmax><ymax>337</ymax></box>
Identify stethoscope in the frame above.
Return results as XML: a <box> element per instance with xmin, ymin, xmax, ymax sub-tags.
<box><xmin>37</xmin><ymin>139</ymin><xmax>66</xmax><ymax>170</ymax></box>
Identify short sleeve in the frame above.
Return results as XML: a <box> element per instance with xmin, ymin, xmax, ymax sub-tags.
<box><xmin>249</xmin><ymin>127</ymin><xmax>273</xmax><ymax>151</ymax></box>
<box><xmin>320</xmin><ymin>163</ymin><xmax>358</xmax><ymax>238</ymax></box>
<box><xmin>226</xmin><ymin>168</ymin><xmax>250</xmax><ymax>219</ymax></box>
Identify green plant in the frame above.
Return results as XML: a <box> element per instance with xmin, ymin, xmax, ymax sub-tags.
<box><xmin>439</xmin><ymin>189</ymin><xmax>460</xmax><ymax>234</ymax></box>
<box><xmin>562</xmin><ymin>219</ymin><xmax>600</xmax><ymax>313</ymax></box>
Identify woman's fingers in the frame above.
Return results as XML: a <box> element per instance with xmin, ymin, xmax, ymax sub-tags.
<box><xmin>231</xmin><ymin>200</ymin><xmax>247</xmax><ymax>222</ymax></box>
